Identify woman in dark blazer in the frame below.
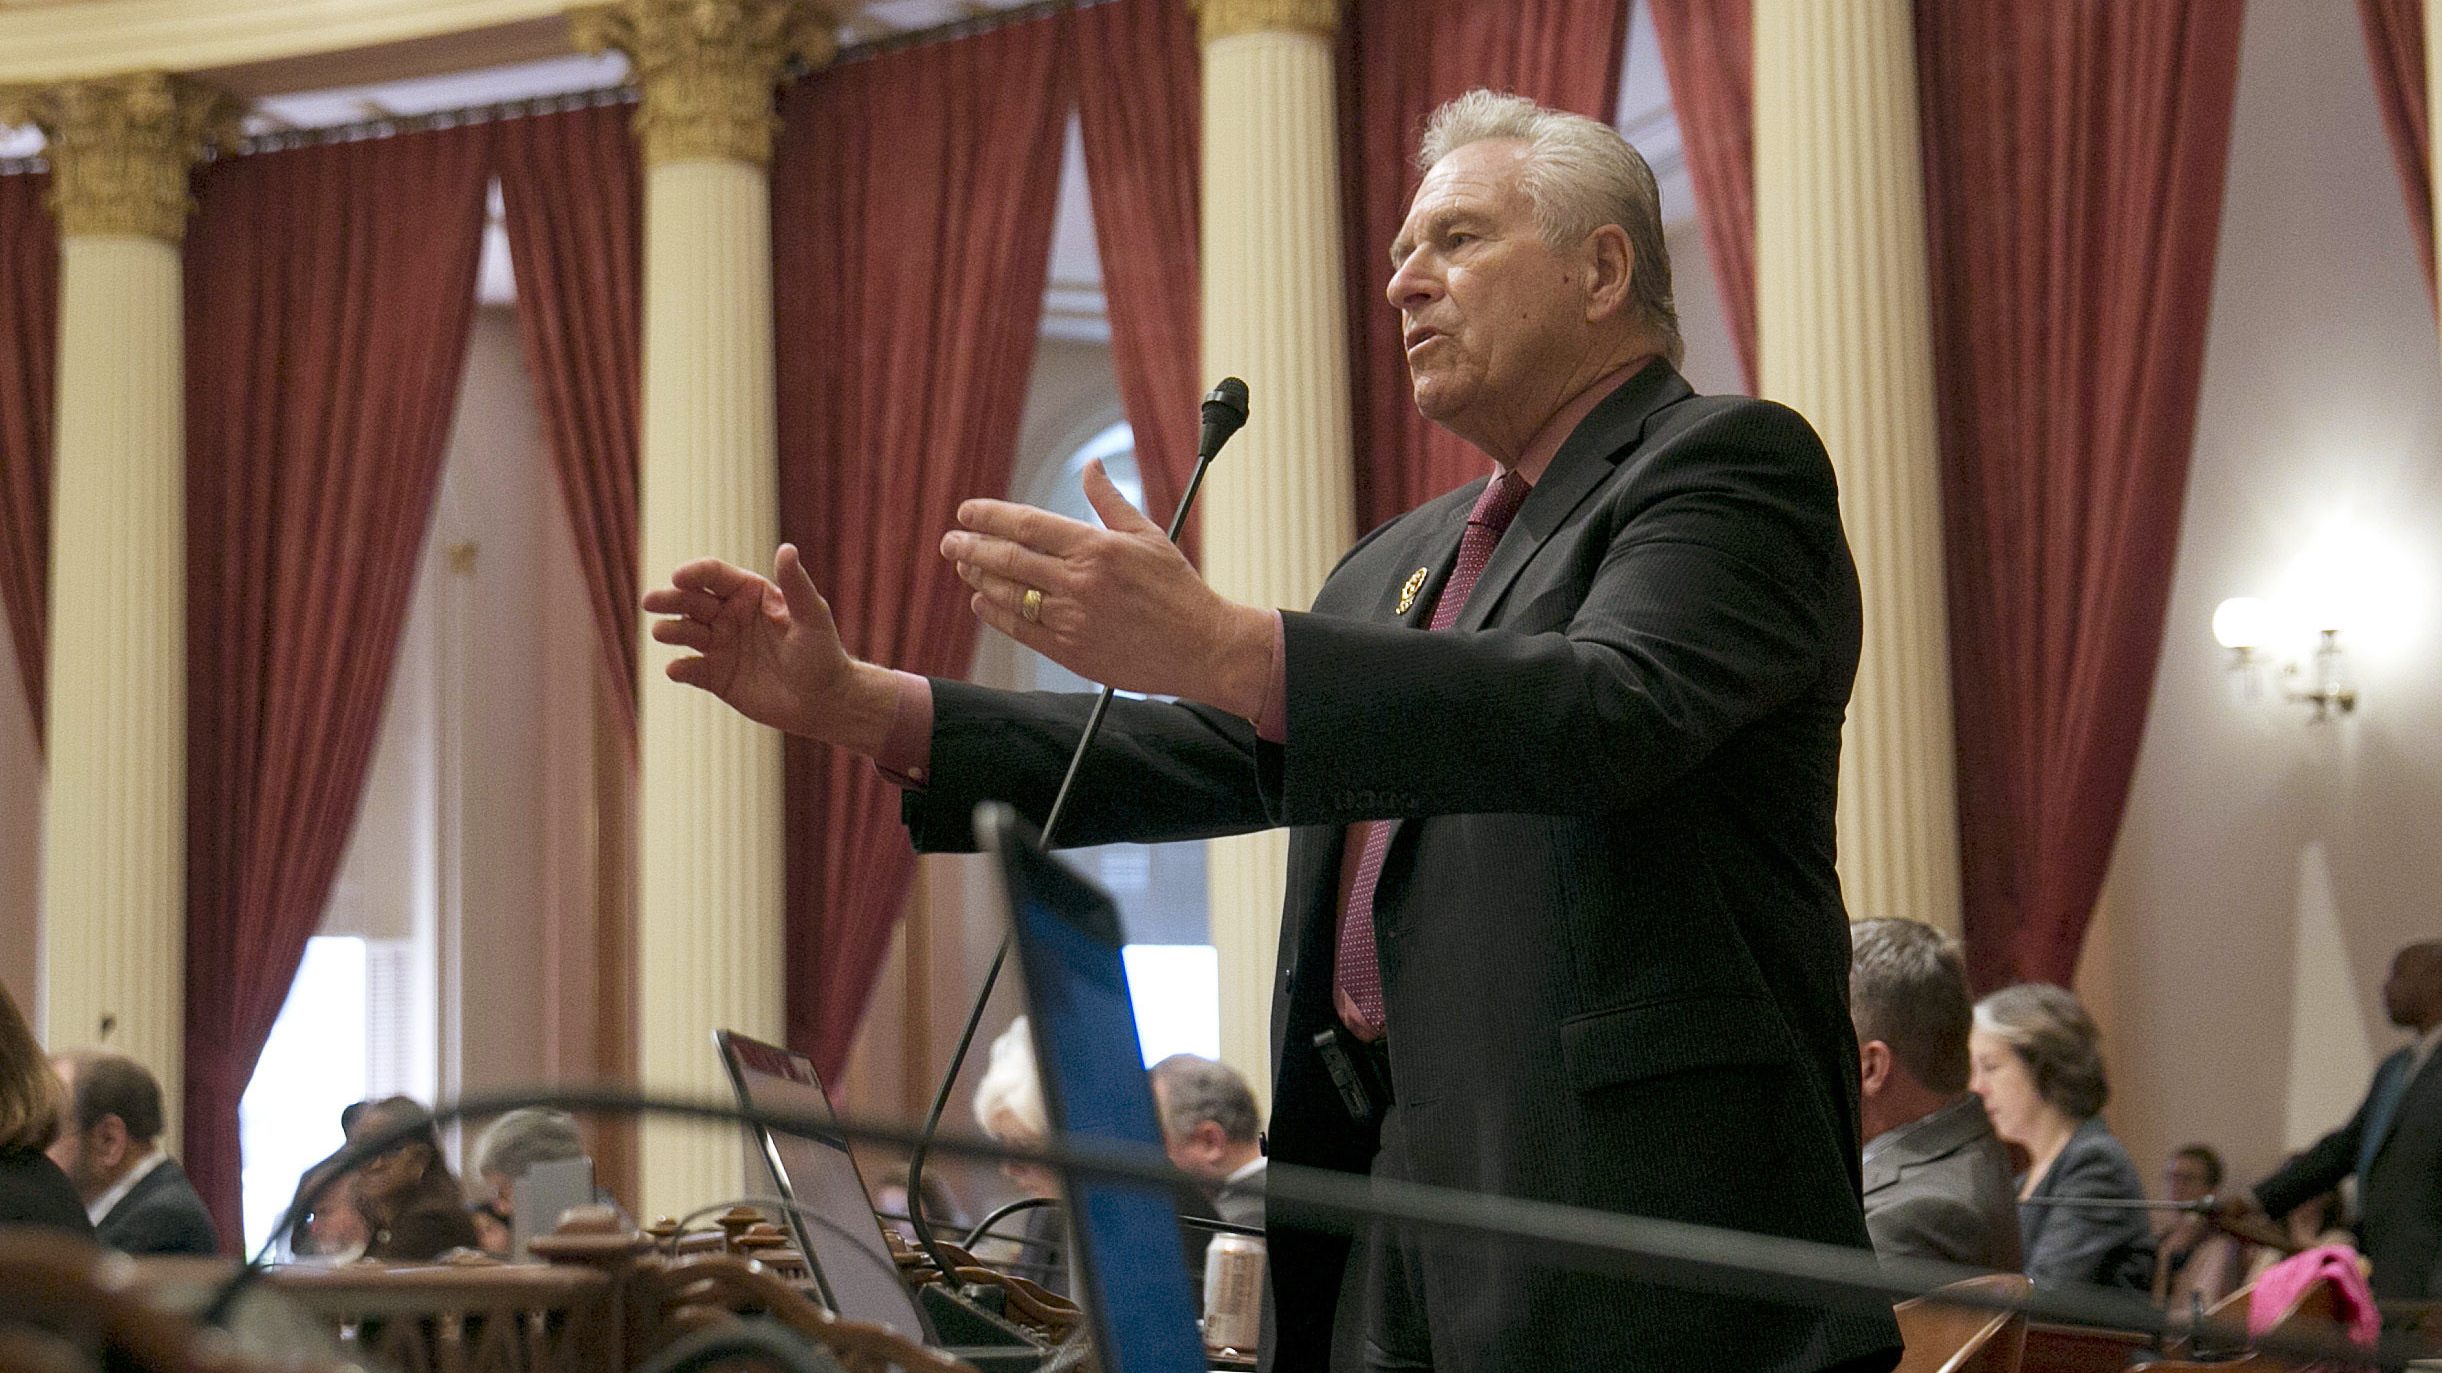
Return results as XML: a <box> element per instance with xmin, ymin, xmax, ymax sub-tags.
<box><xmin>0</xmin><ymin>978</ymin><xmax>93</xmax><ymax>1238</ymax></box>
<box><xmin>1972</xmin><ymin>982</ymin><xmax>2156</xmax><ymax>1290</ymax></box>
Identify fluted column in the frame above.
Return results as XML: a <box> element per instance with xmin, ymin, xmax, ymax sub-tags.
<box><xmin>573</xmin><ymin>0</ymin><xmax>831</xmax><ymax>1220</ymax></box>
<box><xmin>1753</xmin><ymin>1</ymin><xmax>1961</xmax><ymax>932</ymax></box>
<box><xmin>2429</xmin><ymin>0</ymin><xmax>2442</xmax><ymax>386</ymax></box>
<box><xmin>1192</xmin><ymin>0</ymin><xmax>1355</xmax><ymax>1105</ymax></box>
<box><xmin>1</xmin><ymin>75</ymin><xmax>236</xmax><ymax>1116</ymax></box>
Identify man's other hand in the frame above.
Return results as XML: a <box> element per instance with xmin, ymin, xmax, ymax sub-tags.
<box><xmin>940</xmin><ymin>460</ymin><xmax>1274</xmax><ymax>718</ymax></box>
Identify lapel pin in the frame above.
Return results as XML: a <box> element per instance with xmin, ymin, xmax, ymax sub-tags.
<box><xmin>1395</xmin><ymin>566</ymin><xmax>1430</xmax><ymax>615</ymax></box>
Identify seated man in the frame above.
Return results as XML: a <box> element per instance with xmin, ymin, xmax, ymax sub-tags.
<box><xmin>1150</xmin><ymin>1054</ymin><xmax>1266</xmax><ymax>1230</ymax></box>
<box><xmin>2154</xmin><ymin>1143</ymin><xmax>2249</xmax><ymax>1309</ymax></box>
<box><xmin>1849</xmin><ymin>919</ymin><xmax>2022</xmax><ymax>1270</ymax></box>
<box><xmin>47</xmin><ymin>1050</ymin><xmax>219</xmax><ymax>1256</ymax></box>
<box><xmin>468</xmin><ymin>1107</ymin><xmax>623</xmax><ymax>1253</ymax></box>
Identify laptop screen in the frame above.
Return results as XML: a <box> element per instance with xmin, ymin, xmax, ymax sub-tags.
<box><xmin>715</xmin><ymin>1029</ymin><xmax>930</xmax><ymax>1341</ymax></box>
<box><xmin>984</xmin><ymin>805</ymin><xmax>1207</xmax><ymax>1373</ymax></box>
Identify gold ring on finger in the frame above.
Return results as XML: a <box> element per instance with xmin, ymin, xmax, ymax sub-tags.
<box><xmin>1020</xmin><ymin>587</ymin><xmax>1044</xmax><ymax>624</ymax></box>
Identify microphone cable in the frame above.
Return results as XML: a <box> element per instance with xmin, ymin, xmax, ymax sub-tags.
<box><xmin>193</xmin><ymin>1083</ymin><xmax>2421</xmax><ymax>1371</ymax></box>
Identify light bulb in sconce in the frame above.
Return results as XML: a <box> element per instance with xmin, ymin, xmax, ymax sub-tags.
<box><xmin>2212</xmin><ymin>597</ymin><xmax>2274</xmax><ymax>655</ymax></box>
<box><xmin>2210</xmin><ymin>595</ymin><xmax>2357</xmax><ymax>721</ymax></box>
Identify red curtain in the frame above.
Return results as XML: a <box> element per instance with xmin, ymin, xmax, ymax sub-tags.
<box><xmin>1917</xmin><ymin>4</ymin><xmax>2245</xmax><ymax>991</ymax></box>
<box><xmin>496</xmin><ymin>102</ymin><xmax>645</xmax><ymax>741</ymax></box>
<box><xmin>1646</xmin><ymin>0</ymin><xmax>1757</xmax><ymax>390</ymax></box>
<box><xmin>1340</xmin><ymin>0</ymin><xmax>1631</xmax><ymax>531</ymax></box>
<box><xmin>1070</xmin><ymin>0</ymin><xmax>1203</xmax><ymax>555</ymax></box>
<box><xmin>0</xmin><ymin>173</ymin><xmax>53</xmax><ymax>744</ymax></box>
<box><xmin>773</xmin><ymin>17</ymin><xmax>1072</xmax><ymax>1079</ymax></box>
<box><xmin>2361</xmin><ymin>0</ymin><xmax>2437</xmax><ymax>307</ymax></box>
<box><xmin>182</xmin><ymin>129</ymin><xmax>491</xmax><ymax>1241</ymax></box>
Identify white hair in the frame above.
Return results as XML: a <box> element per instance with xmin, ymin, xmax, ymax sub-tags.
<box><xmin>1418</xmin><ymin>89</ymin><xmax>1681</xmax><ymax>365</ymax></box>
<box><xmin>972</xmin><ymin>1016</ymin><xmax>1048</xmax><ymax>1146</ymax></box>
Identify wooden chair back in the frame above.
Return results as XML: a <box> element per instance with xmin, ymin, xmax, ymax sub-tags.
<box><xmin>2020</xmin><ymin>1320</ymin><xmax>2155</xmax><ymax>1373</ymax></box>
<box><xmin>1895</xmin><ymin>1274</ymin><xmax>2032</xmax><ymax>1373</ymax></box>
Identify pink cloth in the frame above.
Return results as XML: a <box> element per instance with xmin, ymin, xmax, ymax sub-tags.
<box><xmin>2247</xmin><ymin>1244</ymin><xmax>2380</xmax><ymax>1349</ymax></box>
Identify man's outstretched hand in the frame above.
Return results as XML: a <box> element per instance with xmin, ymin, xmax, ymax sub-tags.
<box><xmin>941</xmin><ymin>459</ymin><xmax>1274</xmax><ymax>719</ymax></box>
<box><xmin>641</xmin><ymin>544</ymin><xmax>898</xmax><ymax>754</ymax></box>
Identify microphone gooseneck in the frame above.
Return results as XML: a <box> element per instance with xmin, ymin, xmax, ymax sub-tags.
<box><xmin>902</xmin><ymin>378</ymin><xmax>1252</xmax><ymax>1283</ymax></box>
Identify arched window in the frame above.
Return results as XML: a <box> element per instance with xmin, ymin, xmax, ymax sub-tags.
<box><xmin>1010</xmin><ymin>418</ymin><xmax>1216</xmax><ymax>1061</ymax></box>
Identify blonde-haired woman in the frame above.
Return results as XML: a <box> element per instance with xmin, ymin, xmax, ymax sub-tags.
<box><xmin>0</xmin><ymin>979</ymin><xmax>92</xmax><ymax>1235</ymax></box>
<box><xmin>1971</xmin><ymin>982</ymin><xmax>2154</xmax><ymax>1290</ymax></box>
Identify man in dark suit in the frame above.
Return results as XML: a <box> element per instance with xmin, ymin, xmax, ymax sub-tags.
<box><xmin>46</xmin><ymin>1050</ymin><xmax>219</xmax><ymax>1256</ymax></box>
<box><xmin>1849</xmin><ymin>919</ymin><xmax>2022</xmax><ymax>1271</ymax></box>
<box><xmin>647</xmin><ymin>90</ymin><xmax>1895</xmax><ymax>1373</ymax></box>
<box><xmin>2237</xmin><ymin>940</ymin><xmax>2442</xmax><ymax>1299</ymax></box>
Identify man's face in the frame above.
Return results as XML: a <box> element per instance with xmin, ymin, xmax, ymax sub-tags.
<box><xmin>1387</xmin><ymin>140</ymin><xmax>1607</xmax><ymax>451</ymax></box>
<box><xmin>43</xmin><ymin>1120</ymin><xmax>85</xmax><ymax>1188</ymax></box>
<box><xmin>46</xmin><ymin>1117</ymin><xmax>131</xmax><ymax>1203</ymax></box>
<box><xmin>42</xmin><ymin>1059</ymin><xmax>128</xmax><ymax>1201</ymax></box>
<box><xmin>2163</xmin><ymin>1153</ymin><xmax>2215</xmax><ymax>1203</ymax></box>
<box><xmin>2383</xmin><ymin>946</ymin><xmax>2442</xmax><ymax>1029</ymax></box>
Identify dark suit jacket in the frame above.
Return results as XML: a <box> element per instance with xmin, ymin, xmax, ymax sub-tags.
<box><xmin>2017</xmin><ymin>1117</ymin><xmax>2154</xmax><ymax>1291</ymax></box>
<box><xmin>95</xmin><ymin>1155</ymin><xmax>220</xmax><ymax>1256</ymax></box>
<box><xmin>1862</xmin><ymin>1096</ymin><xmax>2022</xmax><ymax>1271</ymax></box>
<box><xmin>2258</xmin><ymin>1042</ymin><xmax>2442</xmax><ymax>1299</ymax></box>
<box><xmin>1215</xmin><ymin>1159</ymin><xmax>1265</xmax><ymax>1231</ymax></box>
<box><xmin>907</xmin><ymin>361</ymin><xmax>1897</xmax><ymax>1373</ymax></box>
<box><xmin>0</xmin><ymin>1146</ymin><xmax>94</xmax><ymax>1238</ymax></box>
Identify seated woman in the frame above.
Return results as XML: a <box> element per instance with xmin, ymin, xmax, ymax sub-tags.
<box><xmin>1972</xmin><ymin>983</ymin><xmax>2156</xmax><ymax>1291</ymax></box>
<box><xmin>343</xmin><ymin>1095</ymin><xmax>481</xmax><ymax>1262</ymax></box>
<box><xmin>0</xmin><ymin>978</ymin><xmax>92</xmax><ymax>1237</ymax></box>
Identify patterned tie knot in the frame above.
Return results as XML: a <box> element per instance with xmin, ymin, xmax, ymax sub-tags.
<box><xmin>1472</xmin><ymin>469</ymin><xmax>1530</xmax><ymax>534</ymax></box>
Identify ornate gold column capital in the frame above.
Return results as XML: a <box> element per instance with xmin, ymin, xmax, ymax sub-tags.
<box><xmin>572</xmin><ymin>0</ymin><xmax>836</xmax><ymax>168</ymax></box>
<box><xmin>0</xmin><ymin>73</ymin><xmax>240</xmax><ymax>242</ymax></box>
<box><xmin>1191</xmin><ymin>0</ymin><xmax>1340</xmax><ymax>44</ymax></box>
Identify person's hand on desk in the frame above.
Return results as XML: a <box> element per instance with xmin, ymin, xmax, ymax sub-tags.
<box><xmin>642</xmin><ymin>544</ymin><xmax>901</xmax><ymax>755</ymax></box>
<box><xmin>941</xmin><ymin>458</ymin><xmax>1274</xmax><ymax>718</ymax></box>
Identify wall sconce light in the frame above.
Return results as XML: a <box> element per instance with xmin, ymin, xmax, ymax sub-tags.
<box><xmin>2212</xmin><ymin>596</ymin><xmax>2357</xmax><ymax>721</ymax></box>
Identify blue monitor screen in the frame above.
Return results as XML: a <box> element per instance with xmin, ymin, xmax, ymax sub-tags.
<box><xmin>997</xmin><ymin>816</ymin><xmax>1206</xmax><ymax>1373</ymax></box>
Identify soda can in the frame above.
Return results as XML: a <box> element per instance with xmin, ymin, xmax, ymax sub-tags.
<box><xmin>1203</xmin><ymin>1232</ymin><xmax>1266</xmax><ymax>1354</ymax></box>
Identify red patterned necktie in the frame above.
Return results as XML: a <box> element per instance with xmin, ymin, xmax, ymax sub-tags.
<box><xmin>1334</xmin><ymin>470</ymin><xmax>1532</xmax><ymax>1038</ymax></box>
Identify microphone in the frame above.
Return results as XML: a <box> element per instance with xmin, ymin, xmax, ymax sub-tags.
<box><xmin>901</xmin><ymin>378</ymin><xmax>1251</xmax><ymax>1284</ymax></box>
<box><xmin>1198</xmin><ymin>376</ymin><xmax>1250</xmax><ymax>464</ymax></box>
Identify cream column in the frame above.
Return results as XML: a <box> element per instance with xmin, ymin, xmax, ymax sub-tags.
<box><xmin>573</xmin><ymin>0</ymin><xmax>831</xmax><ymax>1221</ymax></box>
<box><xmin>2429</xmin><ymin>0</ymin><xmax>2442</xmax><ymax>382</ymax></box>
<box><xmin>2</xmin><ymin>76</ymin><xmax>235</xmax><ymax>1105</ymax></box>
<box><xmin>1753</xmin><ymin>1</ymin><xmax>1962</xmax><ymax>932</ymax></box>
<box><xmin>1192</xmin><ymin>0</ymin><xmax>1356</xmax><ymax>1104</ymax></box>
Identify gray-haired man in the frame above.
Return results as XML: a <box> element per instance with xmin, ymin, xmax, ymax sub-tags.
<box><xmin>649</xmin><ymin>88</ymin><xmax>1894</xmax><ymax>1373</ymax></box>
<box><xmin>1151</xmin><ymin>1054</ymin><xmax>1266</xmax><ymax>1229</ymax></box>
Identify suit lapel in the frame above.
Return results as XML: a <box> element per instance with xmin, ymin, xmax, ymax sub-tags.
<box><xmin>2364</xmin><ymin>1045</ymin><xmax>2438</xmax><ymax>1174</ymax></box>
<box><xmin>1378</xmin><ymin>490</ymin><xmax>1478</xmax><ymax>627</ymax></box>
<box><xmin>1452</xmin><ymin>359</ymin><xmax>1692</xmax><ymax>633</ymax></box>
<box><xmin>1370</xmin><ymin>363</ymin><xmax>1691</xmax><ymax>905</ymax></box>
